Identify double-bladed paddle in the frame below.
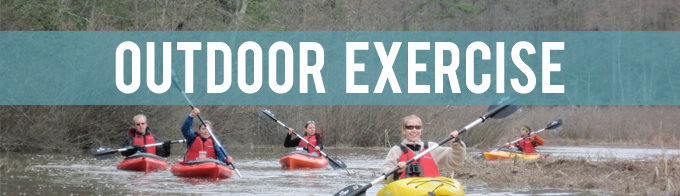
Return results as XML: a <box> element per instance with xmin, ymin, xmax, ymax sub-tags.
<box><xmin>91</xmin><ymin>139</ymin><xmax>186</xmax><ymax>160</ymax></box>
<box><xmin>259</xmin><ymin>107</ymin><xmax>348</xmax><ymax>169</ymax></box>
<box><xmin>171</xmin><ymin>69</ymin><xmax>243</xmax><ymax>178</ymax></box>
<box><xmin>333</xmin><ymin>95</ymin><xmax>521</xmax><ymax>196</ymax></box>
<box><xmin>489</xmin><ymin>119</ymin><xmax>563</xmax><ymax>153</ymax></box>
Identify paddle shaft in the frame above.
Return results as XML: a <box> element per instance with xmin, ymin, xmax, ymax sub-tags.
<box><xmin>97</xmin><ymin>139</ymin><xmax>187</xmax><ymax>155</ymax></box>
<box><xmin>365</xmin><ymin>105</ymin><xmax>510</xmax><ymax>187</ymax></box>
<box><xmin>118</xmin><ymin>139</ymin><xmax>186</xmax><ymax>152</ymax></box>
<box><xmin>172</xmin><ymin>73</ymin><xmax>243</xmax><ymax>178</ymax></box>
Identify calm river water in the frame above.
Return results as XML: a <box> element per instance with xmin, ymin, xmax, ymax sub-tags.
<box><xmin>1</xmin><ymin>146</ymin><xmax>678</xmax><ymax>195</ymax></box>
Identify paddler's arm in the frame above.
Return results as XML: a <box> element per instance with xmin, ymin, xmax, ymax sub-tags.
<box><xmin>120</xmin><ymin>135</ymin><xmax>137</xmax><ymax>156</ymax></box>
<box><xmin>215</xmin><ymin>145</ymin><xmax>232</xmax><ymax>164</ymax></box>
<box><xmin>504</xmin><ymin>142</ymin><xmax>516</xmax><ymax>148</ymax></box>
<box><xmin>315</xmin><ymin>134</ymin><xmax>323</xmax><ymax>151</ymax></box>
<box><xmin>432</xmin><ymin>140</ymin><xmax>466</xmax><ymax>171</ymax></box>
<box><xmin>531</xmin><ymin>133</ymin><xmax>545</xmax><ymax>146</ymax></box>
<box><xmin>152</xmin><ymin>135</ymin><xmax>172</xmax><ymax>157</ymax></box>
<box><xmin>181</xmin><ymin>113</ymin><xmax>198</xmax><ymax>148</ymax></box>
<box><xmin>380</xmin><ymin>146</ymin><xmax>404</xmax><ymax>183</ymax></box>
<box><xmin>283</xmin><ymin>128</ymin><xmax>301</xmax><ymax>148</ymax></box>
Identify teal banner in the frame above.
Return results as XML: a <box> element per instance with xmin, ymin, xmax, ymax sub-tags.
<box><xmin>1</xmin><ymin>31</ymin><xmax>678</xmax><ymax>105</ymax></box>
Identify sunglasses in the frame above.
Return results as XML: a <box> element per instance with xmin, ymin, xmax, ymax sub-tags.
<box><xmin>135</xmin><ymin>122</ymin><xmax>146</xmax><ymax>126</ymax></box>
<box><xmin>307</xmin><ymin>120</ymin><xmax>315</xmax><ymax>124</ymax></box>
<box><xmin>404</xmin><ymin>125</ymin><xmax>422</xmax><ymax>130</ymax></box>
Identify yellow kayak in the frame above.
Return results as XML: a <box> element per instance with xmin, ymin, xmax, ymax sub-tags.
<box><xmin>377</xmin><ymin>177</ymin><xmax>465</xmax><ymax>196</ymax></box>
<box><xmin>483</xmin><ymin>151</ymin><xmax>541</xmax><ymax>161</ymax></box>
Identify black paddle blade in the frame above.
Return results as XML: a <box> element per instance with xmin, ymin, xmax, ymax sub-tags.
<box><xmin>94</xmin><ymin>153</ymin><xmax>115</xmax><ymax>160</ymax></box>
<box><xmin>546</xmin><ymin>119</ymin><xmax>563</xmax><ymax>130</ymax></box>
<box><xmin>91</xmin><ymin>146</ymin><xmax>117</xmax><ymax>160</ymax></box>
<box><xmin>258</xmin><ymin>107</ymin><xmax>278</xmax><ymax>121</ymax></box>
<box><xmin>333</xmin><ymin>184</ymin><xmax>367</xmax><ymax>196</ymax></box>
<box><xmin>487</xmin><ymin>94</ymin><xmax>521</xmax><ymax>119</ymax></box>
<box><xmin>488</xmin><ymin>105</ymin><xmax>521</xmax><ymax>119</ymax></box>
<box><xmin>328</xmin><ymin>157</ymin><xmax>348</xmax><ymax>169</ymax></box>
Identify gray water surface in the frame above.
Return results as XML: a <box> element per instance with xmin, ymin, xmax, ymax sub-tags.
<box><xmin>539</xmin><ymin>146</ymin><xmax>680</xmax><ymax>160</ymax></box>
<box><xmin>4</xmin><ymin>146</ymin><xmax>674</xmax><ymax>195</ymax></box>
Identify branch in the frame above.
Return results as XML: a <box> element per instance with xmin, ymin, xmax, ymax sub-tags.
<box><xmin>66</xmin><ymin>11</ymin><xmax>90</xmax><ymax>24</ymax></box>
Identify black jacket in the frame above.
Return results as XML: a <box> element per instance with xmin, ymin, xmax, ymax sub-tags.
<box><xmin>284</xmin><ymin>132</ymin><xmax>323</xmax><ymax>151</ymax></box>
<box><xmin>121</xmin><ymin>128</ymin><xmax>171</xmax><ymax>157</ymax></box>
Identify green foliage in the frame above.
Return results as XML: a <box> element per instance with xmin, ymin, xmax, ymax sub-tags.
<box><xmin>414</xmin><ymin>0</ymin><xmax>478</xmax><ymax>15</ymax></box>
<box><xmin>433</xmin><ymin>12</ymin><xmax>456</xmax><ymax>18</ymax></box>
<box><xmin>246</xmin><ymin>0</ymin><xmax>284</xmax><ymax>30</ymax></box>
<box><xmin>9</xmin><ymin>0</ymin><xmax>59</xmax><ymax>30</ymax></box>
<box><xmin>408</xmin><ymin>21</ymin><xmax>422</xmax><ymax>31</ymax></box>
<box><xmin>412</xmin><ymin>1</ymin><xmax>429</xmax><ymax>14</ymax></box>
<box><xmin>2</xmin><ymin>0</ymin><xmax>677</xmax><ymax>31</ymax></box>
<box><xmin>454</xmin><ymin>3</ymin><xmax>476</xmax><ymax>14</ymax></box>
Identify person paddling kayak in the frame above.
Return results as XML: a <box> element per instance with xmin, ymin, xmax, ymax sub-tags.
<box><xmin>504</xmin><ymin>126</ymin><xmax>544</xmax><ymax>153</ymax></box>
<box><xmin>283</xmin><ymin>121</ymin><xmax>323</xmax><ymax>157</ymax></box>
<box><xmin>380</xmin><ymin>115</ymin><xmax>466</xmax><ymax>183</ymax></box>
<box><xmin>180</xmin><ymin>108</ymin><xmax>234</xmax><ymax>164</ymax></box>
<box><xmin>121</xmin><ymin>114</ymin><xmax>171</xmax><ymax>157</ymax></box>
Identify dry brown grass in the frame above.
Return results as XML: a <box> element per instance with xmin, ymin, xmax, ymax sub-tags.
<box><xmin>515</xmin><ymin>106</ymin><xmax>680</xmax><ymax>149</ymax></box>
<box><xmin>2</xmin><ymin>105</ymin><xmax>680</xmax><ymax>153</ymax></box>
<box><xmin>450</xmin><ymin>156</ymin><xmax>680</xmax><ymax>195</ymax></box>
<box><xmin>0</xmin><ymin>157</ymin><xmax>17</xmax><ymax>173</ymax></box>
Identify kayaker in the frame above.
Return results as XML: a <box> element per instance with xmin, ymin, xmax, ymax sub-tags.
<box><xmin>380</xmin><ymin>115</ymin><xmax>466</xmax><ymax>183</ymax></box>
<box><xmin>283</xmin><ymin>120</ymin><xmax>323</xmax><ymax>157</ymax></box>
<box><xmin>121</xmin><ymin>114</ymin><xmax>172</xmax><ymax>157</ymax></box>
<box><xmin>180</xmin><ymin>108</ymin><xmax>234</xmax><ymax>164</ymax></box>
<box><xmin>504</xmin><ymin>126</ymin><xmax>544</xmax><ymax>153</ymax></box>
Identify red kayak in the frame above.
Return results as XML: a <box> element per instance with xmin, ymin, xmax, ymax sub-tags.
<box><xmin>280</xmin><ymin>152</ymin><xmax>328</xmax><ymax>169</ymax></box>
<box><xmin>170</xmin><ymin>158</ymin><xmax>233</xmax><ymax>180</ymax></box>
<box><xmin>117</xmin><ymin>153</ymin><xmax>169</xmax><ymax>172</ymax></box>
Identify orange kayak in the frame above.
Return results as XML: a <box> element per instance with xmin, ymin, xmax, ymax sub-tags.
<box><xmin>279</xmin><ymin>153</ymin><xmax>328</xmax><ymax>169</ymax></box>
<box><xmin>117</xmin><ymin>153</ymin><xmax>169</xmax><ymax>172</ymax></box>
<box><xmin>484</xmin><ymin>151</ymin><xmax>541</xmax><ymax>161</ymax></box>
<box><xmin>170</xmin><ymin>158</ymin><xmax>233</xmax><ymax>179</ymax></box>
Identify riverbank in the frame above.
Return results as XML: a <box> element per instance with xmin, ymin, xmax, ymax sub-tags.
<box><xmin>450</xmin><ymin>155</ymin><xmax>680</xmax><ymax>196</ymax></box>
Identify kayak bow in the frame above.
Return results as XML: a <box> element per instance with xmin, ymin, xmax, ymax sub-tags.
<box><xmin>116</xmin><ymin>153</ymin><xmax>169</xmax><ymax>172</ymax></box>
<box><xmin>170</xmin><ymin>158</ymin><xmax>233</xmax><ymax>180</ymax></box>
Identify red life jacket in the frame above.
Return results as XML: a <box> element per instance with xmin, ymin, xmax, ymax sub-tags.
<box><xmin>132</xmin><ymin>132</ymin><xmax>157</xmax><ymax>155</ymax></box>
<box><xmin>398</xmin><ymin>143</ymin><xmax>440</xmax><ymax>179</ymax></box>
<box><xmin>298</xmin><ymin>134</ymin><xmax>320</xmax><ymax>156</ymax></box>
<box><xmin>517</xmin><ymin>137</ymin><xmax>536</xmax><ymax>153</ymax></box>
<box><xmin>185</xmin><ymin>137</ymin><xmax>217</xmax><ymax>161</ymax></box>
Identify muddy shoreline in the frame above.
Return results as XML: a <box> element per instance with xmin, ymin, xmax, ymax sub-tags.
<box><xmin>449</xmin><ymin>152</ymin><xmax>680</xmax><ymax>196</ymax></box>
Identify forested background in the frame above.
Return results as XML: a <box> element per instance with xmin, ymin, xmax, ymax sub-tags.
<box><xmin>2</xmin><ymin>0</ymin><xmax>678</xmax><ymax>31</ymax></box>
<box><xmin>2</xmin><ymin>105</ymin><xmax>680</xmax><ymax>152</ymax></box>
<box><xmin>1</xmin><ymin>0</ymin><xmax>679</xmax><ymax>153</ymax></box>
